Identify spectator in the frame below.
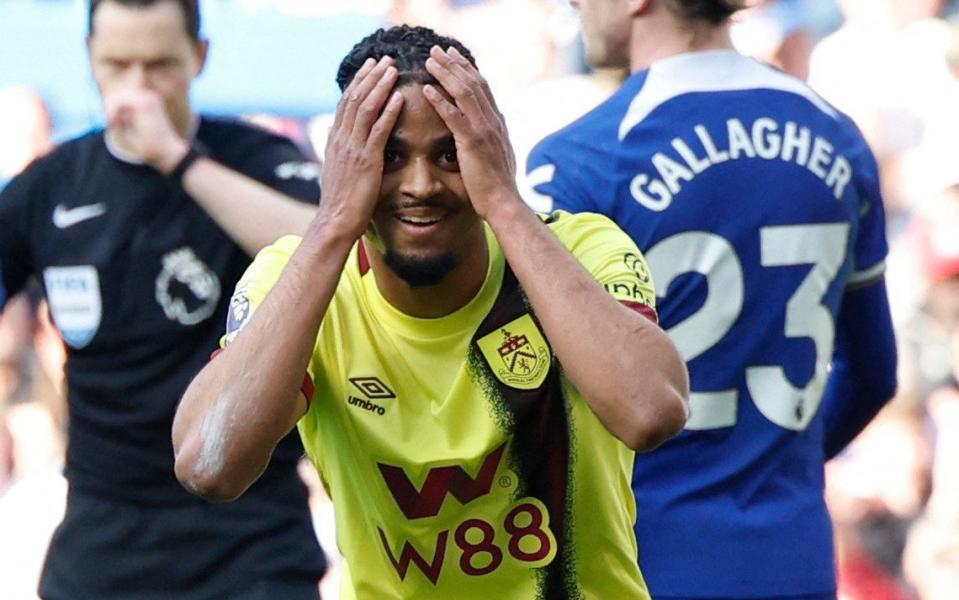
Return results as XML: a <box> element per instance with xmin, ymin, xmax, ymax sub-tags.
<box><xmin>0</xmin><ymin>86</ymin><xmax>53</xmax><ymax>189</ymax></box>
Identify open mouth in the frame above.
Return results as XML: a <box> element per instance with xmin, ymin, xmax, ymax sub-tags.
<box><xmin>393</xmin><ymin>205</ymin><xmax>449</xmax><ymax>228</ymax></box>
<box><xmin>397</xmin><ymin>214</ymin><xmax>443</xmax><ymax>226</ymax></box>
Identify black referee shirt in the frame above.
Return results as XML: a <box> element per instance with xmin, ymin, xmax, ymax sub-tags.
<box><xmin>0</xmin><ymin>117</ymin><xmax>320</xmax><ymax>504</ymax></box>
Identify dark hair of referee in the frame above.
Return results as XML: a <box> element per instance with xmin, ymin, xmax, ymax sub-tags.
<box><xmin>336</xmin><ymin>25</ymin><xmax>478</xmax><ymax>92</ymax></box>
<box><xmin>89</xmin><ymin>0</ymin><xmax>200</xmax><ymax>39</ymax></box>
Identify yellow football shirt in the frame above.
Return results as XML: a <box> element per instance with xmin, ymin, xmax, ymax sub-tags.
<box><xmin>224</xmin><ymin>211</ymin><xmax>657</xmax><ymax>599</ymax></box>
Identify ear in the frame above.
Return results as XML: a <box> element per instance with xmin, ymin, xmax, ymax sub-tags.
<box><xmin>194</xmin><ymin>38</ymin><xmax>210</xmax><ymax>77</ymax></box>
<box><xmin>627</xmin><ymin>0</ymin><xmax>652</xmax><ymax>17</ymax></box>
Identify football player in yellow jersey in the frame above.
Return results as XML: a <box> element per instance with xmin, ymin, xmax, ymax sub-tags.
<box><xmin>173</xmin><ymin>25</ymin><xmax>689</xmax><ymax>599</ymax></box>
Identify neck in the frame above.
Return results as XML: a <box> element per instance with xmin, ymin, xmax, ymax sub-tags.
<box><xmin>366</xmin><ymin>227</ymin><xmax>490</xmax><ymax>319</ymax></box>
<box><xmin>630</xmin><ymin>12</ymin><xmax>735</xmax><ymax>73</ymax></box>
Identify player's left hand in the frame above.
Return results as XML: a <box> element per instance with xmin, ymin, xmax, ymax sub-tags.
<box><xmin>423</xmin><ymin>46</ymin><xmax>520</xmax><ymax>221</ymax></box>
<box><xmin>104</xmin><ymin>87</ymin><xmax>189</xmax><ymax>174</ymax></box>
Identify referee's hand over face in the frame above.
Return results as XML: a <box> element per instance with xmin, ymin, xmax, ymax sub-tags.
<box><xmin>103</xmin><ymin>87</ymin><xmax>189</xmax><ymax>175</ymax></box>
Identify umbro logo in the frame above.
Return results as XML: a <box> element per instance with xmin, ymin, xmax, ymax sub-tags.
<box><xmin>347</xmin><ymin>376</ymin><xmax>395</xmax><ymax>416</ymax></box>
<box><xmin>53</xmin><ymin>203</ymin><xmax>106</xmax><ymax>229</ymax></box>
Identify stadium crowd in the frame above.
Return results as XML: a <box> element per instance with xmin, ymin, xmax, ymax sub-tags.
<box><xmin>1</xmin><ymin>0</ymin><xmax>958</xmax><ymax>598</ymax></box>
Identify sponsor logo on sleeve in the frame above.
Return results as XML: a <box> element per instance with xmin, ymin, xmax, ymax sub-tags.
<box><xmin>43</xmin><ymin>266</ymin><xmax>102</xmax><ymax>348</ymax></box>
<box><xmin>603</xmin><ymin>280</ymin><xmax>653</xmax><ymax>303</ymax></box>
<box><xmin>225</xmin><ymin>291</ymin><xmax>251</xmax><ymax>341</ymax></box>
<box><xmin>603</xmin><ymin>252</ymin><xmax>656</xmax><ymax>306</ymax></box>
<box><xmin>624</xmin><ymin>252</ymin><xmax>652</xmax><ymax>284</ymax></box>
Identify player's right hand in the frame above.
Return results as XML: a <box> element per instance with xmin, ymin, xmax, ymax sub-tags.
<box><xmin>313</xmin><ymin>56</ymin><xmax>403</xmax><ymax>243</ymax></box>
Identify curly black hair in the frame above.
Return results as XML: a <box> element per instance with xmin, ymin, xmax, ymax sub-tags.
<box><xmin>336</xmin><ymin>25</ymin><xmax>477</xmax><ymax>92</ymax></box>
<box><xmin>665</xmin><ymin>0</ymin><xmax>747</xmax><ymax>25</ymax></box>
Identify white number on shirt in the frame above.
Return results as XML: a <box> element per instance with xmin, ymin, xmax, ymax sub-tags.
<box><xmin>645</xmin><ymin>224</ymin><xmax>850</xmax><ymax>431</ymax></box>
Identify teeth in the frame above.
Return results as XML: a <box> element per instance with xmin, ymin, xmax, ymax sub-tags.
<box><xmin>399</xmin><ymin>215</ymin><xmax>441</xmax><ymax>225</ymax></box>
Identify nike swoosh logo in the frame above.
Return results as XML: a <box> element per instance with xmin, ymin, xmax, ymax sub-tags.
<box><xmin>53</xmin><ymin>203</ymin><xmax>107</xmax><ymax>229</ymax></box>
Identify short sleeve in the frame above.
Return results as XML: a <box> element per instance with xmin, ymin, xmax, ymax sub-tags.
<box><xmin>219</xmin><ymin>234</ymin><xmax>318</xmax><ymax>402</ymax></box>
<box><xmin>221</xmin><ymin>234</ymin><xmax>302</xmax><ymax>347</ymax></box>
<box><xmin>847</xmin><ymin>144</ymin><xmax>889</xmax><ymax>287</ymax></box>
<box><xmin>546</xmin><ymin>210</ymin><xmax>658</xmax><ymax>321</ymax></box>
<box><xmin>235</xmin><ymin>134</ymin><xmax>321</xmax><ymax>205</ymax></box>
<box><xmin>0</xmin><ymin>164</ymin><xmax>41</xmax><ymax>311</ymax></box>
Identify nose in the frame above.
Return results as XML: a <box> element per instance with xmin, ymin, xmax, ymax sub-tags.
<box><xmin>398</xmin><ymin>156</ymin><xmax>442</xmax><ymax>200</ymax></box>
<box><xmin>124</xmin><ymin>64</ymin><xmax>149</xmax><ymax>89</ymax></box>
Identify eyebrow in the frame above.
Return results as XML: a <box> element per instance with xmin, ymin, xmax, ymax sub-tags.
<box><xmin>386</xmin><ymin>134</ymin><xmax>456</xmax><ymax>152</ymax></box>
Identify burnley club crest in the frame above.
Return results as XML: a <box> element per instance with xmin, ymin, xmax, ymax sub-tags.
<box><xmin>477</xmin><ymin>314</ymin><xmax>550</xmax><ymax>390</ymax></box>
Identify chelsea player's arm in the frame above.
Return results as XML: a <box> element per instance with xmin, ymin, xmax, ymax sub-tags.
<box><xmin>820</xmin><ymin>148</ymin><xmax>897</xmax><ymax>459</ymax></box>
<box><xmin>820</xmin><ymin>277</ymin><xmax>897</xmax><ymax>459</ymax></box>
<box><xmin>173</xmin><ymin>57</ymin><xmax>403</xmax><ymax>502</ymax></box>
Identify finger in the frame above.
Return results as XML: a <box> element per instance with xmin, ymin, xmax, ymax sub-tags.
<box><xmin>339</xmin><ymin>56</ymin><xmax>395</xmax><ymax>137</ymax></box>
<box><xmin>334</xmin><ymin>57</ymin><xmax>377</xmax><ymax>126</ymax></box>
<box><xmin>350</xmin><ymin>65</ymin><xmax>399</xmax><ymax>141</ymax></box>
<box><xmin>425</xmin><ymin>48</ymin><xmax>486</xmax><ymax>124</ymax></box>
<box><xmin>432</xmin><ymin>47</ymin><xmax>498</xmax><ymax>123</ymax></box>
<box><xmin>332</xmin><ymin>57</ymin><xmax>378</xmax><ymax>130</ymax></box>
<box><xmin>367</xmin><ymin>91</ymin><xmax>405</xmax><ymax>151</ymax></box>
<box><xmin>344</xmin><ymin>57</ymin><xmax>378</xmax><ymax>94</ymax></box>
<box><xmin>103</xmin><ymin>94</ymin><xmax>131</xmax><ymax>129</ymax></box>
<box><xmin>102</xmin><ymin>89</ymin><xmax>130</xmax><ymax>120</ymax></box>
<box><xmin>107</xmin><ymin>106</ymin><xmax>129</xmax><ymax>130</ymax></box>
<box><xmin>422</xmin><ymin>84</ymin><xmax>471</xmax><ymax>137</ymax></box>
<box><xmin>448</xmin><ymin>46</ymin><xmax>503</xmax><ymax>120</ymax></box>
<box><xmin>103</xmin><ymin>96</ymin><xmax>121</xmax><ymax>123</ymax></box>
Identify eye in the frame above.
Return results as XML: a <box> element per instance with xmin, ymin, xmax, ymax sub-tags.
<box><xmin>383</xmin><ymin>149</ymin><xmax>402</xmax><ymax>170</ymax></box>
<box><xmin>439</xmin><ymin>149</ymin><xmax>458</xmax><ymax>165</ymax></box>
<box><xmin>148</xmin><ymin>58</ymin><xmax>176</xmax><ymax>70</ymax></box>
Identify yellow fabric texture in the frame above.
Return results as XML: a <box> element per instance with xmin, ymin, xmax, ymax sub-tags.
<box><xmin>224</xmin><ymin>211</ymin><xmax>656</xmax><ymax>599</ymax></box>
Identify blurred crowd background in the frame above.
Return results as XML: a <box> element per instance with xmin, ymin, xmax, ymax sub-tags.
<box><xmin>2</xmin><ymin>1</ymin><xmax>959</xmax><ymax>598</ymax></box>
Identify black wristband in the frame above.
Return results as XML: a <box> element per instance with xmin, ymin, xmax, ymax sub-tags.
<box><xmin>167</xmin><ymin>145</ymin><xmax>204</xmax><ymax>186</ymax></box>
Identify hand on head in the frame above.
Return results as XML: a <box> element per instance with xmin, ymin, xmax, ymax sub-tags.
<box><xmin>317</xmin><ymin>56</ymin><xmax>404</xmax><ymax>243</ymax></box>
<box><xmin>422</xmin><ymin>46</ymin><xmax>519</xmax><ymax>221</ymax></box>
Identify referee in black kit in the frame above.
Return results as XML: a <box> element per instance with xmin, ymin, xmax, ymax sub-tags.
<box><xmin>0</xmin><ymin>1</ymin><xmax>327</xmax><ymax>597</ymax></box>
